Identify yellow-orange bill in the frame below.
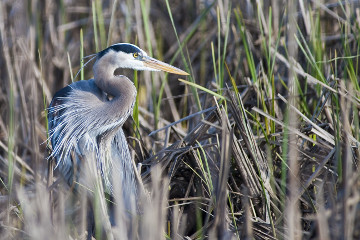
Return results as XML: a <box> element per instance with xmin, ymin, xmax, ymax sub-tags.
<box><xmin>143</xmin><ymin>56</ymin><xmax>189</xmax><ymax>75</ymax></box>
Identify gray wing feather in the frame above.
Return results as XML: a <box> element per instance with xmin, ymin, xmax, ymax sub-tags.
<box><xmin>48</xmin><ymin>79</ymin><xmax>134</xmax><ymax>195</ymax></box>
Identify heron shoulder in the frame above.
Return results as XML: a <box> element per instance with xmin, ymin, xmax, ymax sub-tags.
<box><xmin>50</xmin><ymin>79</ymin><xmax>104</xmax><ymax>102</ymax></box>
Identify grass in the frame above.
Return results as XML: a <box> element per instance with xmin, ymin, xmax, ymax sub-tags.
<box><xmin>1</xmin><ymin>0</ymin><xmax>360</xmax><ymax>239</ymax></box>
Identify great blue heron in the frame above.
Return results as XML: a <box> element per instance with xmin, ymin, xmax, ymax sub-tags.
<box><xmin>47</xmin><ymin>43</ymin><xmax>188</xmax><ymax>220</ymax></box>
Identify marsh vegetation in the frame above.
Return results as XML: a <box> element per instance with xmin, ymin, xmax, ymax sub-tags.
<box><xmin>1</xmin><ymin>0</ymin><xmax>360</xmax><ymax>239</ymax></box>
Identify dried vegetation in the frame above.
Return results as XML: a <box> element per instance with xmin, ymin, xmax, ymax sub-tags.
<box><xmin>1</xmin><ymin>0</ymin><xmax>360</xmax><ymax>239</ymax></box>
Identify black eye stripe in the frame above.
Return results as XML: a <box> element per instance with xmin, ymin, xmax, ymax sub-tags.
<box><xmin>97</xmin><ymin>44</ymin><xmax>142</xmax><ymax>59</ymax></box>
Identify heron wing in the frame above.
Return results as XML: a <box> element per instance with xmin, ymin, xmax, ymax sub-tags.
<box><xmin>47</xmin><ymin>80</ymin><xmax>106</xmax><ymax>183</ymax></box>
<box><xmin>47</xmin><ymin>79</ymin><xmax>134</xmax><ymax>194</ymax></box>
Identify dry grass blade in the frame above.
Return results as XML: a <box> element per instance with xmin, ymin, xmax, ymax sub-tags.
<box><xmin>228</xmin><ymin>92</ymin><xmax>273</xmax><ymax>197</ymax></box>
<box><xmin>209</xmin><ymin>107</ymin><xmax>232</xmax><ymax>238</ymax></box>
<box><xmin>270</xmin><ymin>47</ymin><xmax>336</xmax><ymax>93</ymax></box>
<box><xmin>278</xmin><ymin>94</ymin><xmax>335</xmax><ymax>145</ymax></box>
<box><xmin>253</xmin><ymin>106</ymin><xmax>333</xmax><ymax>150</ymax></box>
<box><xmin>228</xmin><ymin>95</ymin><xmax>261</xmax><ymax>198</ymax></box>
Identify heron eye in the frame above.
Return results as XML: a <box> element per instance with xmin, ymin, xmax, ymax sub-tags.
<box><xmin>133</xmin><ymin>52</ymin><xmax>139</xmax><ymax>58</ymax></box>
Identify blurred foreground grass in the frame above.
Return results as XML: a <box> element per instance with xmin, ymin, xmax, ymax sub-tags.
<box><xmin>1</xmin><ymin>0</ymin><xmax>360</xmax><ymax>239</ymax></box>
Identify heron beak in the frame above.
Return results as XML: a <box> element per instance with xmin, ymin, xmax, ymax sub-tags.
<box><xmin>143</xmin><ymin>56</ymin><xmax>189</xmax><ymax>75</ymax></box>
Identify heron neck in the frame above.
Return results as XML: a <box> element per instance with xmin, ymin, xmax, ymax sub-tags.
<box><xmin>93</xmin><ymin>60</ymin><xmax>137</xmax><ymax>120</ymax></box>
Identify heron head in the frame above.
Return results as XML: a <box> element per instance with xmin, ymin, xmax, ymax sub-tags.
<box><xmin>96</xmin><ymin>43</ymin><xmax>189</xmax><ymax>75</ymax></box>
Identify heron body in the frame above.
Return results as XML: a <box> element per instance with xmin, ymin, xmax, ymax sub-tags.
<box><xmin>47</xmin><ymin>43</ymin><xmax>188</xmax><ymax>212</ymax></box>
<box><xmin>48</xmin><ymin>78</ymin><xmax>136</xmax><ymax>197</ymax></box>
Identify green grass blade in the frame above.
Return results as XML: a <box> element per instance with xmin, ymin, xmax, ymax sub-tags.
<box><xmin>80</xmin><ymin>28</ymin><xmax>84</xmax><ymax>80</ymax></box>
<box><xmin>92</xmin><ymin>1</ymin><xmax>99</xmax><ymax>52</ymax></box>
<box><xmin>178</xmin><ymin>78</ymin><xmax>225</xmax><ymax>100</ymax></box>
<box><xmin>95</xmin><ymin>0</ymin><xmax>106</xmax><ymax>49</ymax></box>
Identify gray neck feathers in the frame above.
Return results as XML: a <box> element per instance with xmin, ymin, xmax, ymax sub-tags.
<box><xmin>92</xmin><ymin>54</ymin><xmax>137</xmax><ymax>129</ymax></box>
